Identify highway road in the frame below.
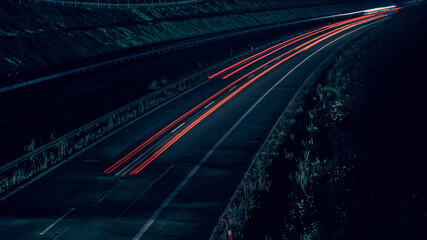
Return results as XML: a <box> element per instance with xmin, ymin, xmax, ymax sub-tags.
<box><xmin>0</xmin><ymin>8</ymin><xmax>399</xmax><ymax>240</ymax></box>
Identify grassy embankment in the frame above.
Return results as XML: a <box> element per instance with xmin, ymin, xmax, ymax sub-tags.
<box><xmin>211</xmin><ymin>4</ymin><xmax>427</xmax><ymax>240</ymax></box>
<box><xmin>0</xmin><ymin>0</ymin><xmax>365</xmax><ymax>84</ymax></box>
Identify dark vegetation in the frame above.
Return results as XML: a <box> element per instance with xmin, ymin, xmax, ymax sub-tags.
<box><xmin>246</xmin><ymin>4</ymin><xmax>427</xmax><ymax>239</ymax></box>
<box><xmin>212</xmin><ymin>3</ymin><xmax>427</xmax><ymax>240</ymax></box>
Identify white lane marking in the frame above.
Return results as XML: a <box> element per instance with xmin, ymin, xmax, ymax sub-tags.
<box><xmin>204</xmin><ymin>101</ymin><xmax>215</xmax><ymax>109</ymax></box>
<box><xmin>39</xmin><ymin>208</ymin><xmax>76</xmax><ymax>235</ymax></box>
<box><xmin>52</xmin><ymin>224</ymin><xmax>71</xmax><ymax>240</ymax></box>
<box><xmin>115</xmin><ymin>123</ymin><xmax>183</xmax><ymax>176</ymax></box>
<box><xmin>248</xmin><ymin>74</ymin><xmax>255</xmax><ymax>79</ymax></box>
<box><xmin>131</xmin><ymin>22</ymin><xmax>378</xmax><ymax>240</ymax></box>
<box><xmin>171</xmin><ymin>122</ymin><xmax>186</xmax><ymax>133</ymax></box>
<box><xmin>95</xmin><ymin>180</ymin><xmax>124</xmax><ymax>205</ymax></box>
<box><xmin>159</xmin><ymin>220</ymin><xmax>166</xmax><ymax>230</ymax></box>
<box><xmin>82</xmin><ymin>159</ymin><xmax>102</xmax><ymax>163</ymax></box>
<box><xmin>115</xmin><ymin>135</ymin><xmax>172</xmax><ymax>176</ymax></box>
<box><xmin>93</xmin><ymin>164</ymin><xmax>175</xmax><ymax>240</ymax></box>
<box><xmin>228</xmin><ymin>86</ymin><xmax>237</xmax><ymax>92</ymax></box>
<box><xmin>114</xmin><ymin>164</ymin><xmax>175</xmax><ymax>221</ymax></box>
<box><xmin>0</xmin><ymin>73</ymin><xmax>215</xmax><ymax>202</ymax></box>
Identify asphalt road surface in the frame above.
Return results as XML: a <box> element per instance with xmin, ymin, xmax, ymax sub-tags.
<box><xmin>0</xmin><ymin>10</ymin><xmax>397</xmax><ymax>240</ymax></box>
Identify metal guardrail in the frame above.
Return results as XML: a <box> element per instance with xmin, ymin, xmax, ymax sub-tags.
<box><xmin>11</xmin><ymin>0</ymin><xmax>206</xmax><ymax>8</ymax></box>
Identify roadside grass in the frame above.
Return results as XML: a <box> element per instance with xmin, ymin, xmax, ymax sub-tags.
<box><xmin>211</xmin><ymin>4</ymin><xmax>427</xmax><ymax>240</ymax></box>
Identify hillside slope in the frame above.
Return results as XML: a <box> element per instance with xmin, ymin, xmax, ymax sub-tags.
<box><xmin>0</xmin><ymin>0</ymin><xmax>379</xmax><ymax>83</ymax></box>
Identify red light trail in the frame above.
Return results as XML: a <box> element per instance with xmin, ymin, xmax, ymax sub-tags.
<box><xmin>128</xmin><ymin>14</ymin><xmax>388</xmax><ymax>175</ymax></box>
<box><xmin>104</xmin><ymin>7</ymin><xmax>400</xmax><ymax>175</ymax></box>
<box><xmin>209</xmin><ymin>7</ymin><xmax>401</xmax><ymax>80</ymax></box>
